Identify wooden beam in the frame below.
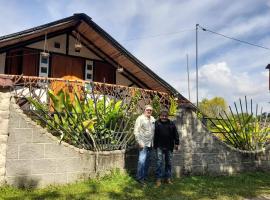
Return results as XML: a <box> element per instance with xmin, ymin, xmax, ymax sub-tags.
<box><xmin>72</xmin><ymin>31</ymin><xmax>150</xmax><ymax>89</ymax></box>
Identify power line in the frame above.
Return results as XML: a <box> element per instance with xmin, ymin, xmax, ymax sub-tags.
<box><xmin>198</xmin><ymin>25</ymin><xmax>270</xmax><ymax>51</ymax></box>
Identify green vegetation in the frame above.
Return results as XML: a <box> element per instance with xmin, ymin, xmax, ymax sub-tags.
<box><xmin>199</xmin><ymin>96</ymin><xmax>270</xmax><ymax>151</ymax></box>
<box><xmin>28</xmin><ymin>88</ymin><xmax>140</xmax><ymax>151</ymax></box>
<box><xmin>1</xmin><ymin>171</ymin><xmax>270</xmax><ymax>200</ymax></box>
<box><xmin>27</xmin><ymin>87</ymin><xmax>177</xmax><ymax>151</ymax></box>
<box><xmin>199</xmin><ymin>97</ymin><xmax>228</xmax><ymax>118</ymax></box>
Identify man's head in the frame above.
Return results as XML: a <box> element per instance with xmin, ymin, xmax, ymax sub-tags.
<box><xmin>144</xmin><ymin>105</ymin><xmax>153</xmax><ymax>118</ymax></box>
<box><xmin>159</xmin><ymin>109</ymin><xmax>169</xmax><ymax>122</ymax></box>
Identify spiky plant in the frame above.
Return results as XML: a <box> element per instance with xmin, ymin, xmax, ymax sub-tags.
<box><xmin>208</xmin><ymin>96</ymin><xmax>270</xmax><ymax>150</ymax></box>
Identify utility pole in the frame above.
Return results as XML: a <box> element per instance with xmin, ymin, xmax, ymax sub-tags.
<box><xmin>186</xmin><ymin>54</ymin><xmax>191</xmax><ymax>101</ymax></box>
<box><xmin>196</xmin><ymin>24</ymin><xmax>199</xmax><ymax>108</ymax></box>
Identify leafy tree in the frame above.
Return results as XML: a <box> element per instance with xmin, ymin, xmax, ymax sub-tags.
<box><xmin>199</xmin><ymin>97</ymin><xmax>228</xmax><ymax>118</ymax></box>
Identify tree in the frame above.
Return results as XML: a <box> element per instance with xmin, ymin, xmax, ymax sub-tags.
<box><xmin>199</xmin><ymin>97</ymin><xmax>228</xmax><ymax>118</ymax></box>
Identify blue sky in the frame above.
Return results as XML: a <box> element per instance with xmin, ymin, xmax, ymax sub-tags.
<box><xmin>0</xmin><ymin>0</ymin><xmax>270</xmax><ymax>111</ymax></box>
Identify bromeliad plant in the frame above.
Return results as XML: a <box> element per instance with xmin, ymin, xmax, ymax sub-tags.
<box><xmin>208</xmin><ymin>97</ymin><xmax>270</xmax><ymax>150</ymax></box>
<box><xmin>28</xmin><ymin>86</ymin><xmax>141</xmax><ymax>151</ymax></box>
<box><xmin>27</xmin><ymin>82</ymin><xmax>179</xmax><ymax>151</ymax></box>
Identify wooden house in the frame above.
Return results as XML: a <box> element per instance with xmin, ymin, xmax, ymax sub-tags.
<box><xmin>0</xmin><ymin>13</ymin><xmax>188</xmax><ymax>102</ymax></box>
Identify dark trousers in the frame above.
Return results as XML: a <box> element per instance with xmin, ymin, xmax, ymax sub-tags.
<box><xmin>155</xmin><ymin>148</ymin><xmax>173</xmax><ymax>179</ymax></box>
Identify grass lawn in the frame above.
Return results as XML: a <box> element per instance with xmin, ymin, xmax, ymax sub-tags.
<box><xmin>0</xmin><ymin>171</ymin><xmax>270</xmax><ymax>200</ymax></box>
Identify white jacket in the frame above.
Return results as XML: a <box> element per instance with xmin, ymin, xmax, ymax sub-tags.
<box><xmin>134</xmin><ymin>114</ymin><xmax>155</xmax><ymax>147</ymax></box>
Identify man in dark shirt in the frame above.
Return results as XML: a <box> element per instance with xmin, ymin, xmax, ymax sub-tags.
<box><xmin>153</xmin><ymin>109</ymin><xmax>179</xmax><ymax>187</ymax></box>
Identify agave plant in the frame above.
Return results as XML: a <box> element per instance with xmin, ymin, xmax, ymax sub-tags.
<box><xmin>208</xmin><ymin>96</ymin><xmax>270</xmax><ymax>150</ymax></box>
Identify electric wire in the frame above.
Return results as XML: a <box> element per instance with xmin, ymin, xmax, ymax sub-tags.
<box><xmin>198</xmin><ymin>25</ymin><xmax>270</xmax><ymax>51</ymax></box>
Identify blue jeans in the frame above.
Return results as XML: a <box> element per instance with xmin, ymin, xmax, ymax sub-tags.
<box><xmin>136</xmin><ymin>147</ymin><xmax>152</xmax><ymax>181</ymax></box>
<box><xmin>155</xmin><ymin>148</ymin><xmax>173</xmax><ymax>179</ymax></box>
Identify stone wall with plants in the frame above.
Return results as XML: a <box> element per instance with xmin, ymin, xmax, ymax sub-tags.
<box><xmin>172</xmin><ymin>108</ymin><xmax>270</xmax><ymax>176</ymax></box>
<box><xmin>5</xmin><ymin>100</ymin><xmax>125</xmax><ymax>188</ymax></box>
<box><xmin>1</xmin><ymin>88</ymin><xmax>270</xmax><ymax>188</ymax></box>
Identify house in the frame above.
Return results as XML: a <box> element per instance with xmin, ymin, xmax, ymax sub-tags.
<box><xmin>0</xmin><ymin>13</ymin><xmax>189</xmax><ymax>104</ymax></box>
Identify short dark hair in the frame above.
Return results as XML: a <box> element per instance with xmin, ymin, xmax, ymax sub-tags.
<box><xmin>160</xmin><ymin>109</ymin><xmax>169</xmax><ymax>115</ymax></box>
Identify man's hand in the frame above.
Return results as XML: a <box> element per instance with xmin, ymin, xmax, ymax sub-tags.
<box><xmin>174</xmin><ymin>145</ymin><xmax>179</xmax><ymax>151</ymax></box>
<box><xmin>138</xmin><ymin>143</ymin><xmax>144</xmax><ymax>149</ymax></box>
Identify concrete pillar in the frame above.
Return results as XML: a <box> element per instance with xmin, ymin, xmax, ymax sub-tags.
<box><xmin>0</xmin><ymin>88</ymin><xmax>11</xmax><ymax>184</ymax></box>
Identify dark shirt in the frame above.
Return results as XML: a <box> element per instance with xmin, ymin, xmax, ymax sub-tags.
<box><xmin>153</xmin><ymin>119</ymin><xmax>179</xmax><ymax>151</ymax></box>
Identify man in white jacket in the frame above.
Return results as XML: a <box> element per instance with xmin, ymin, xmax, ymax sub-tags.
<box><xmin>134</xmin><ymin>105</ymin><xmax>155</xmax><ymax>185</ymax></box>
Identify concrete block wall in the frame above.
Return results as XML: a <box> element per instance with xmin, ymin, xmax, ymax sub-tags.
<box><xmin>1</xmin><ymin>90</ymin><xmax>270</xmax><ymax>188</ymax></box>
<box><xmin>172</xmin><ymin>108</ymin><xmax>270</xmax><ymax>176</ymax></box>
<box><xmin>5</xmin><ymin>99</ymin><xmax>125</xmax><ymax>188</ymax></box>
<box><xmin>0</xmin><ymin>89</ymin><xmax>10</xmax><ymax>184</ymax></box>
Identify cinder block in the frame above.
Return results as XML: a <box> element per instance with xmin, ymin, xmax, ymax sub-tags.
<box><xmin>0</xmin><ymin>92</ymin><xmax>11</xmax><ymax>99</ymax></box>
<box><xmin>19</xmin><ymin>144</ymin><xmax>44</xmax><ymax>159</ymax></box>
<box><xmin>0</xmin><ymin>143</ymin><xmax>7</xmax><ymax>157</ymax></box>
<box><xmin>5</xmin><ymin>160</ymin><xmax>31</xmax><ymax>176</ymax></box>
<box><xmin>45</xmin><ymin>143</ymin><xmax>79</xmax><ymax>159</ymax></box>
<box><xmin>32</xmin><ymin>130</ymin><xmax>53</xmax><ymax>144</ymax></box>
<box><xmin>67</xmin><ymin>172</ymin><xmax>95</xmax><ymax>183</ymax></box>
<box><xmin>19</xmin><ymin>118</ymin><xmax>34</xmax><ymax>129</ymax></box>
<box><xmin>31</xmin><ymin>159</ymin><xmax>56</xmax><ymax>174</ymax></box>
<box><xmin>6</xmin><ymin>144</ymin><xmax>18</xmax><ymax>159</ymax></box>
<box><xmin>0</xmin><ymin>111</ymin><xmax>10</xmax><ymax>119</ymax></box>
<box><xmin>55</xmin><ymin>158</ymin><xmax>83</xmax><ymax>173</ymax></box>
<box><xmin>0</xmin><ymin>156</ymin><xmax>6</xmax><ymax>167</ymax></box>
<box><xmin>6</xmin><ymin>175</ymin><xmax>41</xmax><ymax>189</ymax></box>
<box><xmin>0</xmin><ymin>167</ymin><xmax>5</xmax><ymax>176</ymax></box>
<box><xmin>53</xmin><ymin>173</ymin><xmax>67</xmax><ymax>184</ymax></box>
<box><xmin>8</xmin><ymin>111</ymin><xmax>22</xmax><ymax>127</ymax></box>
<box><xmin>0</xmin><ymin>176</ymin><xmax>5</xmax><ymax>185</ymax></box>
<box><xmin>0</xmin><ymin>99</ymin><xmax>10</xmax><ymax>111</ymax></box>
<box><xmin>0</xmin><ymin>119</ymin><xmax>9</xmax><ymax>133</ymax></box>
<box><xmin>0</xmin><ymin>135</ymin><xmax>8</xmax><ymax>143</ymax></box>
<box><xmin>8</xmin><ymin>128</ymin><xmax>32</xmax><ymax>144</ymax></box>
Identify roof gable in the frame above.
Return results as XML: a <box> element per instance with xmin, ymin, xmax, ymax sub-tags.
<box><xmin>0</xmin><ymin>13</ymin><xmax>188</xmax><ymax>102</ymax></box>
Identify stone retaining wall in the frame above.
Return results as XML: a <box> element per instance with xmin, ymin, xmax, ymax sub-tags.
<box><xmin>0</xmin><ymin>91</ymin><xmax>270</xmax><ymax>188</ymax></box>
<box><xmin>5</xmin><ymin>99</ymin><xmax>125</xmax><ymax>188</ymax></box>
<box><xmin>0</xmin><ymin>89</ymin><xmax>10</xmax><ymax>184</ymax></box>
<box><xmin>172</xmin><ymin>109</ymin><xmax>270</xmax><ymax>176</ymax></box>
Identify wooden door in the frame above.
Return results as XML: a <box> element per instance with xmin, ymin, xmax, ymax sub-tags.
<box><xmin>51</xmin><ymin>54</ymin><xmax>84</xmax><ymax>79</ymax></box>
<box><xmin>22</xmin><ymin>49</ymin><xmax>39</xmax><ymax>76</ymax></box>
<box><xmin>5</xmin><ymin>49</ymin><xmax>23</xmax><ymax>75</ymax></box>
<box><xmin>94</xmin><ymin>61</ymin><xmax>115</xmax><ymax>84</ymax></box>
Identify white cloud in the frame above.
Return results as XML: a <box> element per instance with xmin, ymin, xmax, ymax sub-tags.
<box><xmin>196</xmin><ymin>62</ymin><xmax>269</xmax><ymax>110</ymax></box>
<box><xmin>0</xmin><ymin>0</ymin><xmax>269</xmax><ymax>111</ymax></box>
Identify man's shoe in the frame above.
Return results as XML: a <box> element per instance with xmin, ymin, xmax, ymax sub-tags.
<box><xmin>165</xmin><ymin>178</ymin><xmax>172</xmax><ymax>184</ymax></box>
<box><xmin>156</xmin><ymin>179</ymin><xmax>161</xmax><ymax>187</ymax></box>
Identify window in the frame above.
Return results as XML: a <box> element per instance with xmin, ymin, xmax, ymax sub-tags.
<box><xmin>85</xmin><ymin>60</ymin><xmax>93</xmax><ymax>81</ymax></box>
<box><xmin>41</xmin><ymin>57</ymin><xmax>48</xmax><ymax>64</ymax></box>
<box><xmin>87</xmin><ymin>64</ymin><xmax>92</xmax><ymax>70</ymax></box>
<box><xmin>39</xmin><ymin>53</ymin><xmax>49</xmax><ymax>77</ymax></box>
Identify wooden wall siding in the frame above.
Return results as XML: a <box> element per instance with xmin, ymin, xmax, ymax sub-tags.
<box><xmin>5</xmin><ymin>48</ymin><xmax>39</xmax><ymax>76</ymax></box>
<box><xmin>22</xmin><ymin>49</ymin><xmax>39</xmax><ymax>76</ymax></box>
<box><xmin>76</xmin><ymin>22</ymin><xmax>168</xmax><ymax>93</ymax></box>
<box><xmin>94</xmin><ymin>61</ymin><xmax>115</xmax><ymax>84</ymax></box>
<box><xmin>0</xmin><ymin>20</ymin><xmax>76</xmax><ymax>49</ymax></box>
<box><xmin>5</xmin><ymin>49</ymin><xmax>22</xmax><ymax>75</ymax></box>
<box><xmin>51</xmin><ymin>54</ymin><xmax>84</xmax><ymax>79</ymax></box>
<box><xmin>0</xmin><ymin>53</ymin><xmax>6</xmax><ymax>74</ymax></box>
